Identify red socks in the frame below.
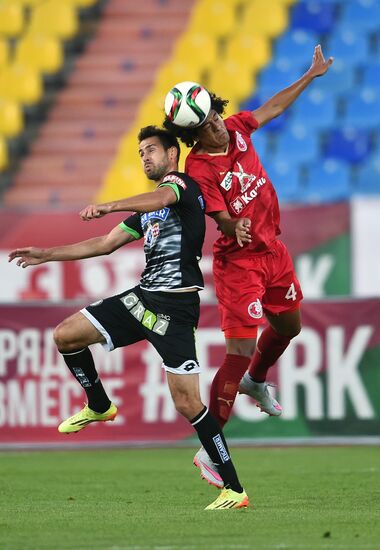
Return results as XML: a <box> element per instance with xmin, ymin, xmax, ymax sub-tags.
<box><xmin>209</xmin><ymin>354</ymin><xmax>250</xmax><ymax>428</ymax></box>
<box><xmin>248</xmin><ymin>325</ymin><xmax>292</xmax><ymax>382</ymax></box>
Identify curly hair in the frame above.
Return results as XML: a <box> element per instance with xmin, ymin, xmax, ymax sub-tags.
<box><xmin>163</xmin><ymin>92</ymin><xmax>229</xmax><ymax>148</ymax></box>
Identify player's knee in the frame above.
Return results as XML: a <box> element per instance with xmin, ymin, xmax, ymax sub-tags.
<box><xmin>173</xmin><ymin>395</ymin><xmax>202</xmax><ymax>420</ymax></box>
<box><xmin>53</xmin><ymin>321</ymin><xmax>77</xmax><ymax>352</ymax></box>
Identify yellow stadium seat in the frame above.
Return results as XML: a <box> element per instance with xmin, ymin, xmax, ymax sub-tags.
<box><xmin>155</xmin><ymin>60</ymin><xmax>203</xmax><ymax>94</ymax></box>
<box><xmin>0</xmin><ymin>63</ymin><xmax>42</xmax><ymax>105</ymax></box>
<box><xmin>242</xmin><ymin>0</ymin><xmax>288</xmax><ymax>38</ymax></box>
<box><xmin>98</xmin><ymin>163</ymin><xmax>152</xmax><ymax>203</ymax></box>
<box><xmin>174</xmin><ymin>31</ymin><xmax>218</xmax><ymax>73</ymax></box>
<box><xmin>225</xmin><ymin>34</ymin><xmax>271</xmax><ymax>72</ymax></box>
<box><xmin>12</xmin><ymin>0</ymin><xmax>47</xmax><ymax>6</ymax></box>
<box><xmin>0</xmin><ymin>37</ymin><xmax>9</xmax><ymax>68</ymax></box>
<box><xmin>16</xmin><ymin>34</ymin><xmax>64</xmax><ymax>75</ymax></box>
<box><xmin>0</xmin><ymin>136</ymin><xmax>8</xmax><ymax>171</ymax></box>
<box><xmin>0</xmin><ymin>1</ymin><xmax>24</xmax><ymax>38</ymax></box>
<box><xmin>0</xmin><ymin>98</ymin><xmax>24</xmax><ymax>137</ymax></box>
<box><xmin>29</xmin><ymin>1</ymin><xmax>78</xmax><ymax>41</ymax></box>
<box><xmin>66</xmin><ymin>0</ymin><xmax>99</xmax><ymax>7</ymax></box>
<box><xmin>190</xmin><ymin>0</ymin><xmax>238</xmax><ymax>38</ymax></box>
<box><xmin>207</xmin><ymin>59</ymin><xmax>256</xmax><ymax>102</ymax></box>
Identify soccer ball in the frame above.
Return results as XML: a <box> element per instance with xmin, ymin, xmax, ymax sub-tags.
<box><xmin>164</xmin><ymin>81</ymin><xmax>211</xmax><ymax>127</ymax></box>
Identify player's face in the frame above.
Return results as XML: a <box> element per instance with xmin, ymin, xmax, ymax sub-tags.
<box><xmin>139</xmin><ymin>137</ymin><xmax>171</xmax><ymax>181</ymax></box>
<box><xmin>197</xmin><ymin>110</ymin><xmax>229</xmax><ymax>151</ymax></box>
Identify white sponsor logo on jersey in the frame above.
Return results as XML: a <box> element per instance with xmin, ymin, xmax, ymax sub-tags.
<box><xmin>236</xmin><ymin>131</ymin><xmax>248</xmax><ymax>152</ymax></box>
<box><xmin>162</xmin><ymin>174</ymin><xmax>187</xmax><ymax>189</ymax></box>
<box><xmin>220</xmin><ymin>171</ymin><xmax>233</xmax><ymax>191</ymax></box>
<box><xmin>248</xmin><ymin>299</ymin><xmax>263</xmax><ymax>319</ymax></box>
<box><xmin>229</xmin><ymin>177</ymin><xmax>267</xmax><ymax>214</ymax></box>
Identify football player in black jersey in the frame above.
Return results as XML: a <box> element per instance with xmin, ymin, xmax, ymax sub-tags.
<box><xmin>9</xmin><ymin>126</ymin><xmax>249</xmax><ymax>510</ymax></box>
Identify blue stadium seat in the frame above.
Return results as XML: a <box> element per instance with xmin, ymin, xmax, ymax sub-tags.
<box><xmin>328</xmin><ymin>27</ymin><xmax>368</xmax><ymax>64</ymax></box>
<box><xmin>340</xmin><ymin>0</ymin><xmax>380</xmax><ymax>33</ymax></box>
<box><xmin>304</xmin><ymin>159</ymin><xmax>351</xmax><ymax>203</ymax></box>
<box><xmin>325</xmin><ymin>127</ymin><xmax>372</xmax><ymax>164</ymax></box>
<box><xmin>275</xmin><ymin>123</ymin><xmax>320</xmax><ymax>164</ymax></box>
<box><xmin>290</xmin><ymin>1</ymin><xmax>336</xmax><ymax>34</ymax></box>
<box><xmin>240</xmin><ymin>94</ymin><xmax>288</xmax><ymax>132</ymax></box>
<box><xmin>356</xmin><ymin>156</ymin><xmax>380</xmax><ymax>195</ymax></box>
<box><xmin>311</xmin><ymin>58</ymin><xmax>356</xmax><ymax>94</ymax></box>
<box><xmin>258</xmin><ymin>60</ymin><xmax>300</xmax><ymax>99</ymax></box>
<box><xmin>264</xmin><ymin>159</ymin><xmax>304</xmax><ymax>204</ymax></box>
<box><xmin>292</xmin><ymin>89</ymin><xmax>336</xmax><ymax>129</ymax></box>
<box><xmin>275</xmin><ymin>29</ymin><xmax>319</xmax><ymax>67</ymax></box>
<box><xmin>251</xmin><ymin>130</ymin><xmax>269</xmax><ymax>163</ymax></box>
<box><xmin>362</xmin><ymin>62</ymin><xmax>380</xmax><ymax>91</ymax></box>
<box><xmin>344</xmin><ymin>87</ymin><xmax>379</xmax><ymax>129</ymax></box>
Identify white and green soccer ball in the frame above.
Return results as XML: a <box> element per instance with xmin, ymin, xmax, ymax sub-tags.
<box><xmin>164</xmin><ymin>81</ymin><xmax>211</xmax><ymax>127</ymax></box>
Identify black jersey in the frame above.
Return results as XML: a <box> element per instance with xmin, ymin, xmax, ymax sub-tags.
<box><xmin>119</xmin><ymin>171</ymin><xmax>206</xmax><ymax>292</ymax></box>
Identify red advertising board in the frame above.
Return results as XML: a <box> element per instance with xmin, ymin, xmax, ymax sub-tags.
<box><xmin>1</xmin><ymin>299</ymin><xmax>379</xmax><ymax>447</ymax></box>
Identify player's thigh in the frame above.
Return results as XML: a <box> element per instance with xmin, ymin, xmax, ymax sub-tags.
<box><xmin>54</xmin><ymin>311</ymin><xmax>105</xmax><ymax>350</ymax></box>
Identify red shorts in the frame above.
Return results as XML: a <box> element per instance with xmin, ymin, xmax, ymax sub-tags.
<box><xmin>213</xmin><ymin>239</ymin><xmax>303</xmax><ymax>331</ymax></box>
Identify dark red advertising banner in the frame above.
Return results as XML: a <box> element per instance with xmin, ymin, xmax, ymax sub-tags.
<box><xmin>1</xmin><ymin>299</ymin><xmax>379</xmax><ymax>446</ymax></box>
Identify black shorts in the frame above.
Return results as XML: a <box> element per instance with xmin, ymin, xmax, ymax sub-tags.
<box><xmin>81</xmin><ymin>286</ymin><xmax>201</xmax><ymax>373</ymax></box>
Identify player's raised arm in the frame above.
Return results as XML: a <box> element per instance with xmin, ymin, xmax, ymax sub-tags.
<box><xmin>8</xmin><ymin>225</ymin><xmax>135</xmax><ymax>268</ymax></box>
<box><xmin>253</xmin><ymin>44</ymin><xmax>333</xmax><ymax>128</ymax></box>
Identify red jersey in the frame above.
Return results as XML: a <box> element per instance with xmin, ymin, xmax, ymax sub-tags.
<box><xmin>185</xmin><ymin>111</ymin><xmax>281</xmax><ymax>258</ymax></box>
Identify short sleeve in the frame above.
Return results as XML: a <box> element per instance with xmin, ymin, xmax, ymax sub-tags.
<box><xmin>225</xmin><ymin>111</ymin><xmax>259</xmax><ymax>135</ymax></box>
<box><xmin>119</xmin><ymin>213</ymin><xmax>143</xmax><ymax>240</ymax></box>
<box><xmin>186</xmin><ymin>164</ymin><xmax>226</xmax><ymax>215</ymax></box>
<box><xmin>159</xmin><ymin>173</ymin><xmax>189</xmax><ymax>203</ymax></box>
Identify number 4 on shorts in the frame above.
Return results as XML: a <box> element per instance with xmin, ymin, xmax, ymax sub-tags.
<box><xmin>285</xmin><ymin>283</ymin><xmax>297</xmax><ymax>301</ymax></box>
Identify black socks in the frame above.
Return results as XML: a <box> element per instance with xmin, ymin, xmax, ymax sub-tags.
<box><xmin>191</xmin><ymin>406</ymin><xmax>243</xmax><ymax>493</ymax></box>
<box><xmin>61</xmin><ymin>347</ymin><xmax>111</xmax><ymax>413</ymax></box>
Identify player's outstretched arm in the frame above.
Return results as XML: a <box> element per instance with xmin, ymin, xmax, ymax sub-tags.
<box><xmin>253</xmin><ymin>44</ymin><xmax>333</xmax><ymax>127</ymax></box>
<box><xmin>80</xmin><ymin>186</ymin><xmax>177</xmax><ymax>220</ymax></box>
<box><xmin>8</xmin><ymin>226</ymin><xmax>134</xmax><ymax>268</ymax></box>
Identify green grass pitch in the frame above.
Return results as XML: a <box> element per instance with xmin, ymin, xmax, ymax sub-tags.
<box><xmin>1</xmin><ymin>446</ymin><xmax>379</xmax><ymax>549</ymax></box>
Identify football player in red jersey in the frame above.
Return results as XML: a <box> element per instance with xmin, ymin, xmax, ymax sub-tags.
<box><xmin>164</xmin><ymin>45</ymin><xmax>333</xmax><ymax>486</ymax></box>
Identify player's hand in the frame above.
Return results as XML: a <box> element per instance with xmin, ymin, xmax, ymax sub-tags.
<box><xmin>308</xmin><ymin>44</ymin><xmax>333</xmax><ymax>78</ymax></box>
<box><xmin>8</xmin><ymin>247</ymin><xmax>47</xmax><ymax>268</ymax></box>
<box><xmin>79</xmin><ymin>203</ymin><xmax>111</xmax><ymax>220</ymax></box>
<box><xmin>236</xmin><ymin>218</ymin><xmax>252</xmax><ymax>247</ymax></box>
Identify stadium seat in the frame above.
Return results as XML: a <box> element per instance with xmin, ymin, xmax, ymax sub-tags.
<box><xmin>0</xmin><ymin>1</ymin><xmax>24</xmax><ymax>38</ymax></box>
<box><xmin>265</xmin><ymin>159</ymin><xmax>303</xmax><ymax>204</ymax></box>
<box><xmin>328</xmin><ymin>27</ymin><xmax>368</xmax><ymax>64</ymax></box>
<box><xmin>0</xmin><ymin>37</ymin><xmax>10</xmax><ymax>69</ymax></box>
<box><xmin>304</xmin><ymin>159</ymin><xmax>351</xmax><ymax>203</ymax></box>
<box><xmin>189</xmin><ymin>0</ymin><xmax>238</xmax><ymax>39</ymax></box>
<box><xmin>173</xmin><ymin>32</ymin><xmax>217</xmax><ymax>73</ymax></box>
<box><xmin>15</xmin><ymin>35</ymin><xmax>64</xmax><ymax>76</ymax></box>
<box><xmin>340</xmin><ymin>0</ymin><xmax>380</xmax><ymax>33</ymax></box>
<box><xmin>325</xmin><ymin>128</ymin><xmax>372</xmax><ymax>165</ymax></box>
<box><xmin>251</xmin><ymin>130</ymin><xmax>270</xmax><ymax>164</ymax></box>
<box><xmin>356</xmin><ymin>156</ymin><xmax>380</xmax><ymax>194</ymax></box>
<box><xmin>275</xmin><ymin>29</ymin><xmax>319</xmax><ymax>67</ymax></box>
<box><xmin>275</xmin><ymin>123</ymin><xmax>320</xmax><ymax>164</ymax></box>
<box><xmin>208</xmin><ymin>60</ymin><xmax>256</xmax><ymax>102</ymax></box>
<box><xmin>155</xmin><ymin>60</ymin><xmax>203</xmax><ymax>96</ymax></box>
<box><xmin>240</xmin><ymin>94</ymin><xmax>289</xmax><ymax>132</ymax></box>
<box><xmin>225</xmin><ymin>34</ymin><xmax>271</xmax><ymax>73</ymax></box>
<box><xmin>0</xmin><ymin>136</ymin><xmax>8</xmax><ymax>171</ymax></box>
<box><xmin>290</xmin><ymin>1</ymin><xmax>335</xmax><ymax>34</ymax></box>
<box><xmin>362</xmin><ymin>62</ymin><xmax>380</xmax><ymax>91</ymax></box>
<box><xmin>243</xmin><ymin>0</ymin><xmax>288</xmax><ymax>38</ymax></box>
<box><xmin>0</xmin><ymin>63</ymin><xmax>43</xmax><ymax>105</ymax></box>
<box><xmin>29</xmin><ymin>1</ymin><xmax>79</xmax><ymax>41</ymax></box>
<box><xmin>0</xmin><ymin>98</ymin><xmax>24</xmax><ymax>138</ymax></box>
<box><xmin>344</xmin><ymin>88</ymin><xmax>379</xmax><ymax>129</ymax></box>
<box><xmin>310</xmin><ymin>59</ymin><xmax>355</xmax><ymax>94</ymax></box>
<box><xmin>291</xmin><ymin>89</ymin><xmax>336</xmax><ymax>129</ymax></box>
<box><xmin>258</xmin><ymin>60</ymin><xmax>300</xmax><ymax>99</ymax></box>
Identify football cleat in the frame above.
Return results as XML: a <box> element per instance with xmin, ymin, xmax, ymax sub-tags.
<box><xmin>58</xmin><ymin>403</ymin><xmax>117</xmax><ymax>434</ymax></box>
<box><xmin>193</xmin><ymin>447</ymin><xmax>224</xmax><ymax>488</ymax></box>
<box><xmin>205</xmin><ymin>488</ymin><xmax>249</xmax><ymax>510</ymax></box>
<box><xmin>239</xmin><ymin>373</ymin><xmax>282</xmax><ymax>416</ymax></box>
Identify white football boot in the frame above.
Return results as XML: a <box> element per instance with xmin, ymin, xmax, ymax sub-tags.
<box><xmin>239</xmin><ymin>373</ymin><xmax>282</xmax><ymax>416</ymax></box>
<box><xmin>193</xmin><ymin>447</ymin><xmax>224</xmax><ymax>488</ymax></box>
